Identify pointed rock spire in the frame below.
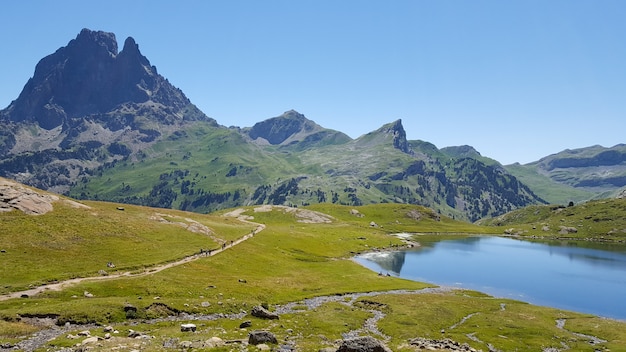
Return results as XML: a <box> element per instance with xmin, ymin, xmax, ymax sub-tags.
<box><xmin>385</xmin><ymin>119</ymin><xmax>411</xmax><ymax>154</ymax></box>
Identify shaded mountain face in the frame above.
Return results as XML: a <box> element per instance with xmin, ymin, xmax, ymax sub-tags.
<box><xmin>2</xmin><ymin>29</ymin><xmax>200</xmax><ymax>130</ymax></box>
<box><xmin>245</xmin><ymin>110</ymin><xmax>351</xmax><ymax>149</ymax></box>
<box><xmin>0</xmin><ymin>29</ymin><xmax>214</xmax><ymax>193</ymax></box>
<box><xmin>353</xmin><ymin>119</ymin><xmax>411</xmax><ymax>154</ymax></box>
<box><xmin>504</xmin><ymin>144</ymin><xmax>626</xmax><ymax>203</ymax></box>
<box><xmin>0</xmin><ymin>29</ymin><xmax>546</xmax><ymax>221</ymax></box>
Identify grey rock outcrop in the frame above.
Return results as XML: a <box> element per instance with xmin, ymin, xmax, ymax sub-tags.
<box><xmin>248</xmin><ymin>330</ymin><xmax>278</xmax><ymax>345</ymax></box>
<box><xmin>251</xmin><ymin>305</ymin><xmax>279</xmax><ymax>320</ymax></box>
<box><xmin>0</xmin><ymin>28</ymin><xmax>215</xmax><ymax>194</ymax></box>
<box><xmin>336</xmin><ymin>336</ymin><xmax>392</xmax><ymax>352</ymax></box>
<box><xmin>246</xmin><ymin>110</ymin><xmax>350</xmax><ymax>148</ymax></box>
<box><xmin>1</xmin><ymin>28</ymin><xmax>207</xmax><ymax>130</ymax></box>
<box><xmin>408</xmin><ymin>337</ymin><xmax>480</xmax><ymax>351</ymax></box>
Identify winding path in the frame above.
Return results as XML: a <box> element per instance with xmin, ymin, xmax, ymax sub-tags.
<box><xmin>0</xmin><ymin>211</ymin><xmax>265</xmax><ymax>302</ymax></box>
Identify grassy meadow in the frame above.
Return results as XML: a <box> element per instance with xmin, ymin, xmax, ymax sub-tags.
<box><xmin>1</xmin><ymin>195</ymin><xmax>626</xmax><ymax>351</ymax></box>
<box><xmin>478</xmin><ymin>197</ymin><xmax>626</xmax><ymax>242</ymax></box>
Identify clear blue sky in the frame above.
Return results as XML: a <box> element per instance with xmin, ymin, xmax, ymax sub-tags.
<box><xmin>1</xmin><ymin>1</ymin><xmax>625</xmax><ymax>164</ymax></box>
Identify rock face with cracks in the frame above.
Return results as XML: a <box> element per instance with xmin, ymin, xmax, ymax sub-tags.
<box><xmin>0</xmin><ymin>177</ymin><xmax>88</xmax><ymax>215</ymax></box>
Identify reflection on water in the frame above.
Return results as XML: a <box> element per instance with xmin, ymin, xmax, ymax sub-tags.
<box><xmin>357</xmin><ymin>251</ymin><xmax>406</xmax><ymax>274</ymax></box>
<box><xmin>355</xmin><ymin>236</ymin><xmax>626</xmax><ymax>320</ymax></box>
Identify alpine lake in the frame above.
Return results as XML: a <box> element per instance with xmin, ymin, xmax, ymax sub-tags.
<box><xmin>355</xmin><ymin>235</ymin><xmax>626</xmax><ymax>321</ymax></box>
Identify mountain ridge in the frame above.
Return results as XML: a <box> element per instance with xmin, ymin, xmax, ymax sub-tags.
<box><xmin>1</xmin><ymin>28</ymin><xmax>617</xmax><ymax>221</ymax></box>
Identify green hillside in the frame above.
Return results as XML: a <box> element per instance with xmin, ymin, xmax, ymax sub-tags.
<box><xmin>2</xmin><ymin>182</ymin><xmax>626</xmax><ymax>351</ymax></box>
<box><xmin>477</xmin><ymin>197</ymin><xmax>626</xmax><ymax>242</ymax></box>
<box><xmin>69</xmin><ymin>119</ymin><xmax>544</xmax><ymax>222</ymax></box>
<box><xmin>504</xmin><ymin>144</ymin><xmax>626</xmax><ymax>204</ymax></box>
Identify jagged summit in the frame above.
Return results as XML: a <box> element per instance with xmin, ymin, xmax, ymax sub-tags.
<box><xmin>355</xmin><ymin>119</ymin><xmax>411</xmax><ymax>154</ymax></box>
<box><xmin>0</xmin><ymin>29</ymin><xmax>213</xmax><ymax>193</ymax></box>
<box><xmin>0</xmin><ymin>28</ymin><xmax>202</xmax><ymax>130</ymax></box>
<box><xmin>385</xmin><ymin>119</ymin><xmax>410</xmax><ymax>154</ymax></box>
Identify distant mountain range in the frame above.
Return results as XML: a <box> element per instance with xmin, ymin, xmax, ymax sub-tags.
<box><xmin>1</xmin><ymin>29</ymin><xmax>624</xmax><ymax>221</ymax></box>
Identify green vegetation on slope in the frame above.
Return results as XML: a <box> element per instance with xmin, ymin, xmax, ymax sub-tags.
<box><xmin>478</xmin><ymin>197</ymin><xmax>626</xmax><ymax>242</ymax></box>
<box><xmin>1</xmin><ymin>196</ymin><xmax>625</xmax><ymax>351</ymax></box>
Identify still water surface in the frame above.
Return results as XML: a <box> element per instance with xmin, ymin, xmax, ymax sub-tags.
<box><xmin>354</xmin><ymin>236</ymin><xmax>626</xmax><ymax>320</ymax></box>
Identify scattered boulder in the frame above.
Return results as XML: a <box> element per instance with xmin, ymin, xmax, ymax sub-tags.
<box><xmin>83</xmin><ymin>291</ymin><xmax>94</xmax><ymax>298</ymax></box>
<box><xmin>504</xmin><ymin>228</ymin><xmax>524</xmax><ymax>236</ymax></box>
<box><xmin>240</xmin><ymin>320</ymin><xmax>252</xmax><ymax>328</ymax></box>
<box><xmin>251</xmin><ymin>305</ymin><xmax>279</xmax><ymax>320</ymax></box>
<box><xmin>408</xmin><ymin>337</ymin><xmax>479</xmax><ymax>351</ymax></box>
<box><xmin>559</xmin><ymin>226</ymin><xmax>578</xmax><ymax>235</ymax></box>
<box><xmin>180</xmin><ymin>341</ymin><xmax>193</xmax><ymax>349</ymax></box>
<box><xmin>162</xmin><ymin>338</ymin><xmax>179</xmax><ymax>349</ymax></box>
<box><xmin>336</xmin><ymin>336</ymin><xmax>391</xmax><ymax>352</ymax></box>
<box><xmin>180</xmin><ymin>323</ymin><xmax>197</xmax><ymax>332</ymax></box>
<box><xmin>350</xmin><ymin>209</ymin><xmax>364</xmax><ymax>218</ymax></box>
<box><xmin>81</xmin><ymin>336</ymin><xmax>100</xmax><ymax>345</ymax></box>
<box><xmin>123</xmin><ymin>303</ymin><xmax>137</xmax><ymax>313</ymax></box>
<box><xmin>128</xmin><ymin>329</ymin><xmax>148</xmax><ymax>338</ymax></box>
<box><xmin>204</xmin><ymin>336</ymin><xmax>225</xmax><ymax>348</ymax></box>
<box><xmin>369</xmin><ymin>221</ymin><xmax>378</xmax><ymax>228</ymax></box>
<box><xmin>248</xmin><ymin>330</ymin><xmax>278</xmax><ymax>345</ymax></box>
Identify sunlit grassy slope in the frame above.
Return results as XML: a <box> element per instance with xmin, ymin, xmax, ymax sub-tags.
<box><xmin>1</xmin><ymin>189</ymin><xmax>626</xmax><ymax>351</ymax></box>
<box><xmin>477</xmin><ymin>197</ymin><xmax>626</xmax><ymax>242</ymax></box>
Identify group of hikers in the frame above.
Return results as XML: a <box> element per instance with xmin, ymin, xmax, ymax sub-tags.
<box><xmin>197</xmin><ymin>227</ymin><xmax>259</xmax><ymax>257</ymax></box>
<box><xmin>199</xmin><ymin>240</ymin><xmax>236</xmax><ymax>256</ymax></box>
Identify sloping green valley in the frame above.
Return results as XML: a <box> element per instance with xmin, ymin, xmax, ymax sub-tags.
<box><xmin>1</xmin><ymin>179</ymin><xmax>625</xmax><ymax>351</ymax></box>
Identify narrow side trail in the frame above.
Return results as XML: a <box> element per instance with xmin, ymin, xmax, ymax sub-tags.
<box><xmin>0</xmin><ymin>210</ymin><xmax>265</xmax><ymax>302</ymax></box>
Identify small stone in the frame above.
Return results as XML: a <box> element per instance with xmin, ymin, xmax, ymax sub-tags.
<box><xmin>81</xmin><ymin>336</ymin><xmax>100</xmax><ymax>345</ymax></box>
<box><xmin>256</xmin><ymin>343</ymin><xmax>271</xmax><ymax>350</ymax></box>
<box><xmin>181</xmin><ymin>323</ymin><xmax>197</xmax><ymax>332</ymax></box>
<box><xmin>180</xmin><ymin>341</ymin><xmax>193</xmax><ymax>349</ymax></box>
<box><xmin>204</xmin><ymin>337</ymin><xmax>225</xmax><ymax>348</ymax></box>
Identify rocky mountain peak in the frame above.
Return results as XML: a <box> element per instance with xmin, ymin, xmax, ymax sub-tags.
<box><xmin>248</xmin><ymin>110</ymin><xmax>316</xmax><ymax>145</ymax></box>
<box><xmin>385</xmin><ymin>119</ymin><xmax>411</xmax><ymax>154</ymax></box>
<box><xmin>72</xmin><ymin>28</ymin><xmax>118</xmax><ymax>56</ymax></box>
<box><xmin>441</xmin><ymin>145</ymin><xmax>483</xmax><ymax>159</ymax></box>
<box><xmin>246</xmin><ymin>110</ymin><xmax>351</xmax><ymax>148</ymax></box>
<box><xmin>0</xmin><ymin>28</ymin><xmax>195</xmax><ymax>130</ymax></box>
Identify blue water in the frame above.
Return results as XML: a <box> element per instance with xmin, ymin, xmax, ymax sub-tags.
<box><xmin>354</xmin><ymin>236</ymin><xmax>626</xmax><ymax>320</ymax></box>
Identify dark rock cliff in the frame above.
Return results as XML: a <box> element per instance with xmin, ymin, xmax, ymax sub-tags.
<box><xmin>1</xmin><ymin>28</ymin><xmax>206</xmax><ymax>130</ymax></box>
